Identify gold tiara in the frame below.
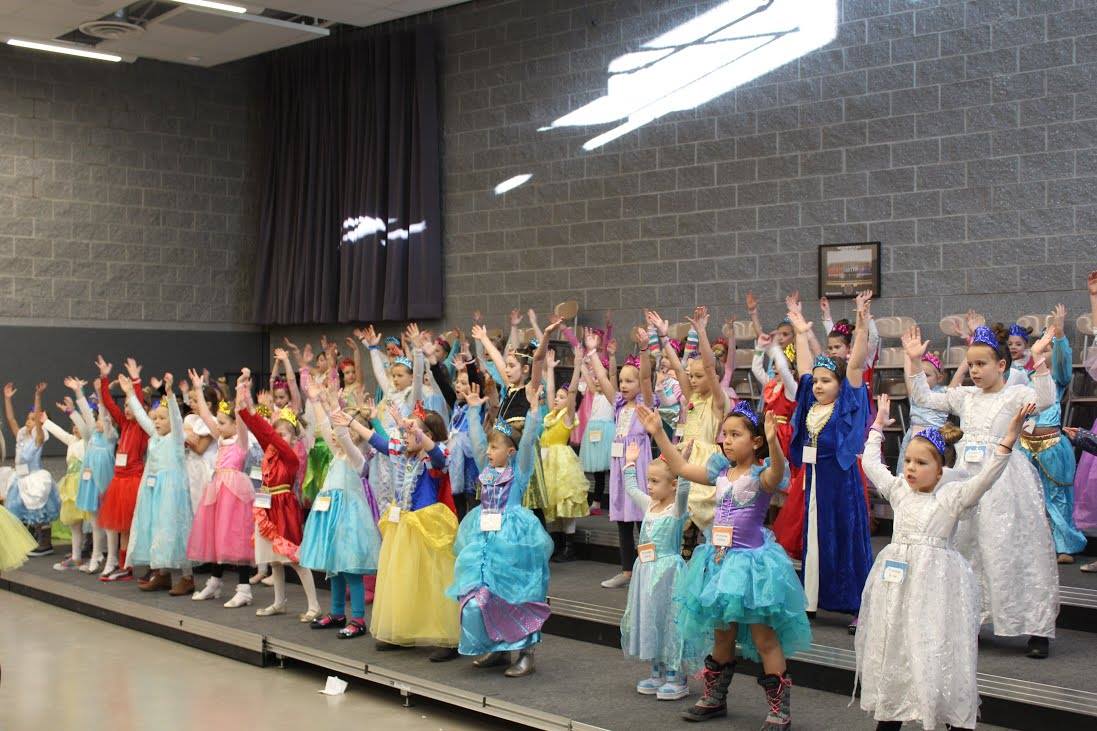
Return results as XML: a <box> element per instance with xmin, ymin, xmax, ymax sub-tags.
<box><xmin>256</xmin><ymin>404</ymin><xmax>272</xmax><ymax>418</ymax></box>
<box><xmin>217</xmin><ymin>400</ymin><xmax>232</xmax><ymax>415</ymax></box>
<box><xmin>277</xmin><ymin>407</ymin><xmax>298</xmax><ymax>427</ymax></box>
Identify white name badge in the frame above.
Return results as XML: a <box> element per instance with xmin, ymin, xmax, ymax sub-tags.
<box><xmin>312</xmin><ymin>495</ymin><xmax>331</xmax><ymax>512</ymax></box>
<box><xmin>801</xmin><ymin>446</ymin><xmax>817</xmax><ymax>465</ymax></box>
<box><xmin>963</xmin><ymin>445</ymin><xmax>986</xmax><ymax>463</ymax></box>
<box><xmin>249</xmin><ymin>466</ymin><xmax>262</xmax><ymax>481</ymax></box>
<box><xmin>82</xmin><ymin>469</ymin><xmax>92</xmax><ymax>481</ymax></box>
<box><xmin>146</xmin><ymin>477</ymin><xmax>156</xmax><ymax>487</ymax></box>
<box><xmin>388</xmin><ymin>506</ymin><xmax>401</xmax><ymax>523</ymax></box>
<box><xmin>480</xmin><ymin>511</ymin><xmax>502</xmax><ymax>532</ymax></box>
<box><xmin>611</xmin><ymin>442</ymin><xmax>625</xmax><ymax>458</ymax></box>
<box><xmin>712</xmin><ymin>525</ymin><xmax>734</xmax><ymax>547</ymax></box>
<box><xmin>15</xmin><ymin>464</ymin><xmax>29</xmax><ymax>477</ymax></box>
<box><xmin>637</xmin><ymin>542</ymin><xmax>656</xmax><ymax>563</ymax></box>
<box><xmin>882</xmin><ymin>559</ymin><xmax>908</xmax><ymax>584</ymax></box>
<box><xmin>253</xmin><ymin>492</ymin><xmax>272</xmax><ymax>510</ymax></box>
<box><xmin>589</xmin><ymin>429</ymin><xmax>603</xmax><ymax>443</ymax></box>
<box><xmin>115</xmin><ymin>453</ymin><xmax>128</xmax><ymax>468</ymax></box>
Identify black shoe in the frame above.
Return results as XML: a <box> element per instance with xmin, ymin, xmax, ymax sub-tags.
<box><xmin>806</xmin><ymin>610</ymin><xmax>816</xmax><ymax>620</ymax></box>
<box><xmin>1026</xmin><ymin>635</ymin><xmax>1049</xmax><ymax>659</ymax></box>
<box><xmin>429</xmin><ymin>646</ymin><xmax>459</xmax><ymax>662</ymax></box>
<box><xmin>27</xmin><ymin>544</ymin><xmax>55</xmax><ymax>557</ymax></box>
<box><xmin>310</xmin><ymin>614</ymin><xmax>347</xmax><ymax>630</ymax></box>
<box><xmin>374</xmin><ymin>640</ymin><xmax>407</xmax><ymax>651</ymax></box>
<box><xmin>551</xmin><ymin>535</ymin><xmax>576</xmax><ymax>563</ymax></box>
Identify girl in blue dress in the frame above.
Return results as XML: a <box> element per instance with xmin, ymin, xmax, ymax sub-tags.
<box><xmin>447</xmin><ymin>382</ymin><xmax>553</xmax><ymax>677</ymax></box>
<box><xmin>120</xmin><ymin>373</ymin><xmax>193</xmax><ymax>590</ymax></box>
<box><xmin>643</xmin><ymin>403</ymin><xmax>809</xmax><ymax>728</ymax></box>
<box><xmin>300</xmin><ymin>384</ymin><xmax>382</xmax><ymax>639</ymax></box>
<box><xmin>67</xmin><ymin>377</ymin><xmax>117</xmax><ymax>575</ymax></box>
<box><xmin>3</xmin><ymin>381</ymin><xmax>60</xmax><ymax>557</ymax></box>
<box><xmin>787</xmin><ymin>294</ymin><xmax>873</xmax><ymax>628</ymax></box>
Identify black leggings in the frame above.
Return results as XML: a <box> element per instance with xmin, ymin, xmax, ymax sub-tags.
<box><xmin>617</xmin><ymin>521</ymin><xmax>640</xmax><ymax>571</ymax></box>
<box><xmin>211</xmin><ymin>564</ymin><xmax>254</xmax><ymax>585</ymax></box>
<box><xmin>588</xmin><ymin>471</ymin><xmax>608</xmax><ymax>504</ymax></box>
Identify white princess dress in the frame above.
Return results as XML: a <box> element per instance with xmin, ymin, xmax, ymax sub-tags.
<box><xmin>857</xmin><ymin>430</ymin><xmax>1008</xmax><ymax>729</ymax></box>
<box><xmin>908</xmin><ymin>371</ymin><xmax>1059</xmax><ymax>638</ymax></box>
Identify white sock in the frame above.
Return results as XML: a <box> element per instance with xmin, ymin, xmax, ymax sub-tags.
<box><xmin>91</xmin><ymin>518</ymin><xmax>104</xmax><ymax>560</ymax></box>
<box><xmin>106</xmin><ymin>531</ymin><xmax>119</xmax><ymax>568</ymax></box>
<box><xmin>258</xmin><ymin>562</ymin><xmax>269</xmax><ymax>576</ymax></box>
<box><xmin>291</xmin><ymin>563</ymin><xmax>320</xmax><ymax>612</ymax></box>
<box><xmin>563</xmin><ymin>518</ymin><xmax>577</xmax><ymax>535</ymax></box>
<box><xmin>271</xmin><ymin>563</ymin><xmax>286</xmax><ymax>606</ymax></box>
<box><xmin>70</xmin><ymin>523</ymin><xmax>83</xmax><ymax>562</ymax></box>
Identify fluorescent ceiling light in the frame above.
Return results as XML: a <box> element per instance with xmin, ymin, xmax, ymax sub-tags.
<box><xmin>547</xmin><ymin>0</ymin><xmax>837</xmax><ymax>150</ymax></box>
<box><xmin>171</xmin><ymin>0</ymin><xmax>247</xmax><ymax>13</ymax></box>
<box><xmin>494</xmin><ymin>174</ymin><xmax>532</xmax><ymax>195</ymax></box>
<box><xmin>7</xmin><ymin>38</ymin><xmax>122</xmax><ymax>62</ymax></box>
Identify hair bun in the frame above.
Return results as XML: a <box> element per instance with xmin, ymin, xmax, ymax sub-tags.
<box><xmin>938</xmin><ymin>423</ymin><xmax>964</xmax><ymax>445</ymax></box>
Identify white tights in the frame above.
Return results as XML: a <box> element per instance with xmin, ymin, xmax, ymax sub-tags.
<box><xmin>105</xmin><ymin>530</ymin><xmax>120</xmax><ymax>569</ymax></box>
<box><xmin>270</xmin><ymin>562</ymin><xmax>319</xmax><ymax>611</ymax></box>
<box><xmin>66</xmin><ymin>522</ymin><xmax>83</xmax><ymax>562</ymax></box>
<box><xmin>552</xmin><ymin>518</ymin><xmax>577</xmax><ymax>534</ymax></box>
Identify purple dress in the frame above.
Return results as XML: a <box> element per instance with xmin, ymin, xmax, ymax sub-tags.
<box><xmin>609</xmin><ymin>395</ymin><xmax>650</xmax><ymax>523</ymax></box>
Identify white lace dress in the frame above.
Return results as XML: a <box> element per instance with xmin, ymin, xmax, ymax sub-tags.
<box><xmin>857</xmin><ymin>431</ymin><xmax>1008</xmax><ymax>729</ymax></box>
<box><xmin>908</xmin><ymin>372</ymin><xmax>1060</xmax><ymax>637</ymax></box>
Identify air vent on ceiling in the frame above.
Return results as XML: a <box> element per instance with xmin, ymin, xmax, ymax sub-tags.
<box><xmin>56</xmin><ymin>0</ymin><xmax>177</xmax><ymax>46</ymax></box>
<box><xmin>77</xmin><ymin>19</ymin><xmax>145</xmax><ymax>41</ymax></box>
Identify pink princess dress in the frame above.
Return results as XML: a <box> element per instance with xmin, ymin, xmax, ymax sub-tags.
<box><xmin>186</xmin><ymin>437</ymin><xmax>256</xmax><ymax>565</ymax></box>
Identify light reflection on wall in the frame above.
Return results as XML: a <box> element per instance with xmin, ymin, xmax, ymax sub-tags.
<box><xmin>547</xmin><ymin>0</ymin><xmax>837</xmax><ymax>150</ymax></box>
<box><xmin>341</xmin><ymin>216</ymin><xmax>426</xmax><ymax>246</ymax></box>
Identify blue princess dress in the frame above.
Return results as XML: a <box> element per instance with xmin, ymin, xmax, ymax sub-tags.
<box><xmin>447</xmin><ymin>404</ymin><xmax>554</xmax><ymax>656</ymax></box>
<box><xmin>4</xmin><ymin>427</ymin><xmax>60</xmax><ymax>525</ymax></box>
<box><xmin>620</xmin><ymin>466</ymin><xmax>690</xmax><ymax>667</ymax></box>
<box><xmin>675</xmin><ymin>455</ymin><xmax>811</xmax><ymax>671</ymax></box>
<box><xmin>789</xmin><ymin>373</ymin><xmax>873</xmax><ymax>615</ymax></box>
<box><xmin>75</xmin><ymin>393</ymin><xmax>117</xmax><ymax>514</ymax></box>
<box><xmin>299</xmin><ymin>426</ymin><xmax>381</xmax><ymax>576</ymax></box>
<box><xmin>125</xmin><ymin>393</ymin><xmax>193</xmax><ymax>570</ymax></box>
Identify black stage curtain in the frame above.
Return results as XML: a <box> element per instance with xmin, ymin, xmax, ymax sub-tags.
<box><xmin>252</xmin><ymin>25</ymin><xmax>442</xmax><ymax>324</ymax></box>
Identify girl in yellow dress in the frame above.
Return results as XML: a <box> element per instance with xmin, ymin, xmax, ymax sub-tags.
<box><xmin>647</xmin><ymin>308</ymin><xmax>729</xmax><ymax>542</ymax></box>
<box><xmin>539</xmin><ymin>347</ymin><xmax>589</xmax><ymax>562</ymax></box>
<box><xmin>0</xmin><ymin>433</ymin><xmax>38</xmax><ymax>571</ymax></box>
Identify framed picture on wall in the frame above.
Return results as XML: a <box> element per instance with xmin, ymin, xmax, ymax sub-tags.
<box><xmin>818</xmin><ymin>242</ymin><xmax>881</xmax><ymax>299</ymax></box>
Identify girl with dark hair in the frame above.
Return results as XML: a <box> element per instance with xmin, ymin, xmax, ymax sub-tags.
<box><xmin>858</xmin><ymin>395</ymin><xmax>1033</xmax><ymax>731</ymax></box>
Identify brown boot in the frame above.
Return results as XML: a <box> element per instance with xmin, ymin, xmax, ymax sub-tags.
<box><xmin>139</xmin><ymin>571</ymin><xmax>172</xmax><ymax>592</ymax></box>
<box><xmin>169</xmin><ymin>574</ymin><xmax>195</xmax><ymax>596</ymax></box>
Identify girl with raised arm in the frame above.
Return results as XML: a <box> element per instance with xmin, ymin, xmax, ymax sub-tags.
<box><xmin>3</xmin><ymin>381</ymin><xmax>59</xmax><ymax>557</ymax></box>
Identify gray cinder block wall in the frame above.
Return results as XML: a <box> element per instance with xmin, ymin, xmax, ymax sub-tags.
<box><xmin>0</xmin><ymin>47</ymin><xmax>260</xmax><ymax>326</ymax></box>
<box><xmin>437</xmin><ymin>0</ymin><xmax>1097</xmax><ymax>335</ymax></box>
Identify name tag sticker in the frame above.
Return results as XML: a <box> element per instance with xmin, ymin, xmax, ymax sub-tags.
<box><xmin>82</xmin><ymin>469</ymin><xmax>92</xmax><ymax>481</ymax></box>
<box><xmin>480</xmin><ymin>512</ymin><xmax>502</xmax><ymax>532</ymax></box>
<box><xmin>883</xmin><ymin>559</ymin><xmax>908</xmax><ymax>584</ymax></box>
<box><xmin>589</xmin><ymin>429</ymin><xmax>602</xmax><ymax>443</ymax></box>
<box><xmin>802</xmin><ymin>446</ymin><xmax>817</xmax><ymax>465</ymax></box>
<box><xmin>249</xmin><ymin>466</ymin><xmax>262</xmax><ymax>481</ymax></box>
<box><xmin>637</xmin><ymin>542</ymin><xmax>656</xmax><ymax>563</ymax></box>
<box><xmin>388</xmin><ymin>506</ymin><xmax>401</xmax><ymax>523</ymax></box>
<box><xmin>115</xmin><ymin>453</ymin><xmax>128</xmax><ymax>468</ymax></box>
<box><xmin>712</xmin><ymin>525</ymin><xmax>734</xmax><ymax>547</ymax></box>
<box><xmin>253</xmin><ymin>492</ymin><xmax>272</xmax><ymax>509</ymax></box>
<box><xmin>964</xmin><ymin>445</ymin><xmax>986</xmax><ymax>463</ymax></box>
<box><xmin>312</xmin><ymin>495</ymin><xmax>331</xmax><ymax>512</ymax></box>
<box><xmin>15</xmin><ymin>464</ymin><xmax>28</xmax><ymax>477</ymax></box>
<box><xmin>611</xmin><ymin>442</ymin><xmax>625</xmax><ymax>458</ymax></box>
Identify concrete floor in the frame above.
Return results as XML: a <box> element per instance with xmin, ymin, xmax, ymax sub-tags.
<box><xmin>0</xmin><ymin>592</ymin><xmax>504</xmax><ymax>731</ymax></box>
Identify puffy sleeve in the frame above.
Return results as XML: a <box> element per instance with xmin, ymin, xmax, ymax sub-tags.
<box><xmin>750</xmin><ymin>456</ymin><xmax>790</xmax><ymax>493</ymax></box>
<box><xmin>706</xmin><ymin>451</ymin><xmax>731</xmax><ymax>485</ymax></box>
<box><xmin>936</xmin><ymin>452</ymin><xmax>1010</xmax><ymax>516</ymax></box>
<box><xmin>862</xmin><ymin>430</ymin><xmax>906</xmax><ymax>503</ymax></box>
<box><xmin>833</xmin><ymin>379</ymin><xmax>870</xmax><ymax>471</ymax></box>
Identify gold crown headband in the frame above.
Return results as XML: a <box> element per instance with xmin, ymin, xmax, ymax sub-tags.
<box><xmin>277</xmin><ymin>407</ymin><xmax>299</xmax><ymax>427</ymax></box>
<box><xmin>218</xmin><ymin>400</ymin><xmax>233</xmax><ymax>415</ymax></box>
<box><xmin>255</xmin><ymin>404</ymin><xmax>273</xmax><ymax>418</ymax></box>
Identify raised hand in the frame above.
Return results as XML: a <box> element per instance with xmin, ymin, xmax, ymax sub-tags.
<box><xmin>964</xmin><ymin>309</ymin><xmax>985</xmax><ymax>338</ymax></box>
<box><xmin>1004</xmin><ymin>403</ymin><xmax>1038</xmax><ymax>447</ymax></box>
<box><xmin>606</xmin><ymin>338</ymin><xmax>618</xmax><ymax>356</ymax></box>
<box><xmin>625</xmin><ymin>442</ymin><xmax>640</xmax><ymax>464</ymax></box>
<box><xmin>465</xmin><ymin>382</ymin><xmax>486</xmax><ymax>408</ymax></box>
<box><xmin>55</xmin><ymin>396</ymin><xmax>74</xmax><ymax>413</ymax></box>
<box><xmin>273</xmin><ymin>348</ymin><xmax>290</xmax><ymax>362</ymax></box>
<box><xmin>149</xmin><ymin>376</ymin><xmax>162</xmax><ymax>390</ymax></box>
<box><xmin>543</xmin><ymin>315</ymin><xmax>564</xmax><ymax>336</ymax></box>
<box><xmin>722</xmin><ymin>317</ymin><xmax>736</xmax><ymax>338</ymax></box>
<box><xmin>686</xmin><ymin>305</ymin><xmax>709</xmax><ymax>331</ymax></box>
<box><xmin>635</xmin><ymin>404</ymin><xmax>663</xmax><ymax>436</ymax></box>
<box><xmin>1051</xmin><ymin>304</ymin><xmax>1067</xmax><ymax>336</ymax></box>
<box><xmin>631</xmin><ymin>326</ymin><xmax>646</xmax><ymax>346</ymax></box>
<box><xmin>646</xmin><ymin>309</ymin><xmax>669</xmax><ymax>337</ymax></box>
<box><xmin>257</xmin><ymin>390</ymin><xmax>272</xmax><ymax>408</ymax></box>
<box><xmin>901</xmin><ymin>326</ymin><xmax>929</xmax><ymax>359</ymax></box>
<box><xmin>509</xmin><ymin>309</ymin><xmax>523</xmax><ymax>327</ymax></box>
<box><xmin>162</xmin><ymin>373</ymin><xmax>174</xmax><ymax>390</ymax></box>
<box><xmin>404</xmin><ymin>322</ymin><xmax>421</xmax><ymax>344</ymax></box>
<box><xmin>784</xmin><ymin>291</ymin><xmax>801</xmax><ymax>311</ymax></box>
<box><xmin>117</xmin><ymin>374</ymin><xmax>134</xmax><ymax>394</ymax></box>
<box><xmin>873</xmin><ymin>394</ymin><xmax>895</xmax><ymax>430</ymax></box>
<box><xmin>1030</xmin><ymin>327</ymin><xmax>1055</xmax><ymax>360</ymax></box>
<box><xmin>187</xmin><ymin>369</ymin><xmax>204</xmax><ymax>391</ymax></box>
<box><xmin>745</xmin><ymin>291</ymin><xmax>758</xmax><ymax>314</ymax></box>
<box><xmin>64</xmin><ymin>376</ymin><xmax>86</xmax><ymax>393</ymax></box>
<box><xmin>330</xmin><ymin>409</ymin><xmax>352</xmax><ymax>428</ymax></box>
<box><xmin>583</xmin><ymin>327</ymin><xmax>600</xmax><ymax>352</ymax></box>
<box><xmin>35</xmin><ymin>381</ymin><xmax>47</xmax><ymax>395</ymax></box>
<box><xmin>757</xmin><ymin>331</ymin><xmax>774</xmax><ymax>349</ymax></box>
<box><xmin>787</xmin><ymin>309</ymin><xmax>812</xmax><ymax>335</ymax></box>
<box><xmin>527</xmin><ymin>308</ymin><xmax>539</xmax><ymax>326</ymax></box>
<box><xmin>361</xmin><ymin>325</ymin><xmax>380</xmax><ymax>347</ymax></box>
<box><xmin>124</xmin><ymin>357</ymin><xmax>141</xmax><ymax>380</ymax></box>
<box><xmin>819</xmin><ymin>296</ymin><xmax>831</xmax><ymax>318</ymax></box>
<box><xmin>4</xmin><ymin>383</ymin><xmax>17</xmax><ymax>400</ymax></box>
<box><xmin>282</xmin><ymin>337</ymin><xmax>300</xmax><ymax>352</ymax></box>
<box><xmin>470</xmin><ymin>324</ymin><xmax>489</xmax><ymax>342</ymax></box>
<box><xmin>545</xmin><ymin>349</ymin><xmax>559</xmax><ymax>370</ymax></box>
<box><xmin>95</xmin><ymin>354</ymin><xmax>112</xmax><ymax>377</ymax></box>
<box><xmin>763</xmin><ymin>410</ymin><xmax>778</xmax><ymax>443</ymax></box>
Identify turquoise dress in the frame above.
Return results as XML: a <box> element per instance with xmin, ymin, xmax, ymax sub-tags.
<box><xmin>75</xmin><ymin>398</ymin><xmax>117</xmax><ymax>514</ymax></box>
<box><xmin>299</xmin><ymin>428</ymin><xmax>381</xmax><ymax>576</ymax></box>
<box><xmin>620</xmin><ymin>466</ymin><xmax>690</xmax><ymax>667</ymax></box>
<box><xmin>447</xmin><ymin>403</ymin><xmax>554</xmax><ymax>656</ymax></box>
<box><xmin>125</xmin><ymin>393</ymin><xmax>193</xmax><ymax>570</ymax></box>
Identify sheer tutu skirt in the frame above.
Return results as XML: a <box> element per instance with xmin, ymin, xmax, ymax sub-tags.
<box><xmin>98</xmin><ymin>473</ymin><xmax>142</xmax><ymax>533</ymax></box>
<box><xmin>126</xmin><ymin>469</ymin><xmax>193</xmax><ymax>569</ymax></box>
<box><xmin>187</xmin><ymin>471</ymin><xmax>256</xmax><ymax>566</ymax></box>
<box><xmin>0</xmin><ymin>504</ymin><xmax>36</xmax><ymax>571</ymax></box>
<box><xmin>621</xmin><ymin>550</ymin><xmax>686</xmax><ymax>667</ymax></box>
<box><xmin>299</xmin><ymin>488</ymin><xmax>381</xmax><ymax>576</ymax></box>
<box><xmin>58</xmin><ymin>463</ymin><xmax>91</xmax><ymax>525</ymax></box>
<box><xmin>541</xmin><ymin>445</ymin><xmax>591</xmax><ymax>523</ymax></box>
<box><xmin>579</xmin><ymin>419</ymin><xmax>615</xmax><ymax>472</ymax></box>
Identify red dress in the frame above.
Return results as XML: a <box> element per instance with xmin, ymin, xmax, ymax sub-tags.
<box><xmin>97</xmin><ymin>380</ymin><xmax>149</xmax><ymax>533</ymax></box>
<box><xmin>767</xmin><ymin>378</ymin><xmax>806</xmax><ymax>560</ymax></box>
<box><xmin>239</xmin><ymin>409</ymin><xmax>303</xmax><ymax>561</ymax></box>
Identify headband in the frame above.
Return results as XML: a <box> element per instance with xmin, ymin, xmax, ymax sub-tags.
<box><xmin>831</xmin><ymin>321</ymin><xmax>852</xmax><ymax>336</ymax></box>
<box><xmin>729</xmin><ymin>400</ymin><xmax>759</xmax><ymax>429</ymax></box>
<box><xmin>971</xmin><ymin>325</ymin><xmax>999</xmax><ymax>351</ymax></box>
<box><xmin>1008</xmin><ymin>323</ymin><xmax>1029</xmax><ymax>342</ymax></box>
<box><xmin>813</xmin><ymin>354</ymin><xmax>838</xmax><ymax>372</ymax></box>
<box><xmin>276</xmin><ymin>407</ymin><xmax>298</xmax><ymax>427</ymax></box>
<box><xmin>383</xmin><ymin>336</ymin><xmax>400</xmax><ymax>346</ymax></box>
<box><xmin>624</xmin><ymin>354</ymin><xmax>641</xmax><ymax>368</ymax></box>
<box><xmin>217</xmin><ymin>400</ymin><xmax>232</xmax><ymax>415</ymax></box>
<box><xmin>492</xmin><ymin>418</ymin><xmax>513</xmax><ymax>438</ymax></box>
<box><xmin>393</xmin><ymin>356</ymin><xmax>413</xmax><ymax>370</ymax></box>
<box><xmin>256</xmin><ymin>404</ymin><xmax>272</xmax><ymax>418</ymax></box>
<box><xmin>921</xmin><ymin>352</ymin><xmax>942</xmax><ymax>371</ymax></box>
<box><xmin>915</xmin><ymin>427</ymin><xmax>946</xmax><ymax>456</ymax></box>
<box><xmin>412</xmin><ymin>400</ymin><xmax>428</xmax><ymax>423</ymax></box>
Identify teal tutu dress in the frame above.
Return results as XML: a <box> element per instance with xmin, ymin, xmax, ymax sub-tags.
<box><xmin>76</xmin><ymin>430</ymin><xmax>117</xmax><ymax>513</ymax></box>
<box><xmin>676</xmin><ymin>456</ymin><xmax>811</xmax><ymax>671</ymax></box>
<box><xmin>300</xmin><ymin>454</ymin><xmax>381</xmax><ymax>576</ymax></box>
<box><xmin>447</xmin><ymin>404</ymin><xmax>554</xmax><ymax>656</ymax></box>
<box><xmin>125</xmin><ymin>393</ymin><xmax>193</xmax><ymax>570</ymax></box>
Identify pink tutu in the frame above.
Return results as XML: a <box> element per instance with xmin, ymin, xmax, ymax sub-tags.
<box><xmin>1075</xmin><ymin>417</ymin><xmax>1097</xmax><ymax>531</ymax></box>
<box><xmin>186</xmin><ymin>469</ymin><xmax>256</xmax><ymax>565</ymax></box>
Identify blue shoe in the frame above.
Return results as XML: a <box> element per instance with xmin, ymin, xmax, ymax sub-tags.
<box><xmin>656</xmin><ymin>673</ymin><xmax>690</xmax><ymax>701</ymax></box>
<box><xmin>637</xmin><ymin>664</ymin><xmax>664</xmax><ymax>695</ymax></box>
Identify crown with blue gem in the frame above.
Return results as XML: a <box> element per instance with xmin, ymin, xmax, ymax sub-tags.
<box><xmin>729</xmin><ymin>400</ymin><xmax>759</xmax><ymax>428</ymax></box>
<box><xmin>812</xmin><ymin>354</ymin><xmax>838</xmax><ymax>372</ymax></box>
<box><xmin>492</xmin><ymin>418</ymin><xmax>514</xmax><ymax>438</ymax></box>
<box><xmin>971</xmin><ymin>325</ymin><xmax>999</xmax><ymax>350</ymax></box>
<box><xmin>392</xmin><ymin>356</ymin><xmax>413</xmax><ymax>370</ymax></box>
<box><xmin>1008</xmin><ymin>323</ymin><xmax>1029</xmax><ymax>341</ymax></box>
<box><xmin>915</xmin><ymin>427</ymin><xmax>947</xmax><ymax>456</ymax></box>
